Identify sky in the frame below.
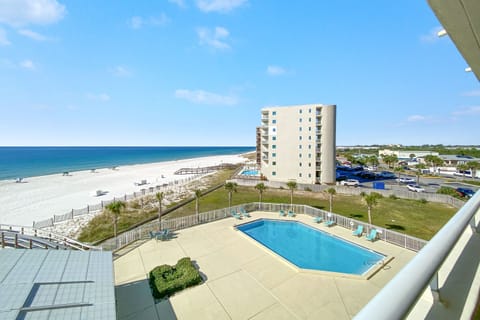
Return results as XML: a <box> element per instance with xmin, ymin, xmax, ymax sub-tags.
<box><xmin>0</xmin><ymin>0</ymin><xmax>478</xmax><ymax>147</ymax></box>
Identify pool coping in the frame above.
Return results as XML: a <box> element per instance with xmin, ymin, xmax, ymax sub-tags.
<box><xmin>233</xmin><ymin>217</ymin><xmax>394</xmax><ymax>280</ymax></box>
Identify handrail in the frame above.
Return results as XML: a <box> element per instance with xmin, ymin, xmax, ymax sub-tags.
<box><xmin>354</xmin><ymin>191</ymin><xmax>480</xmax><ymax>319</ymax></box>
<box><xmin>0</xmin><ymin>224</ymin><xmax>102</xmax><ymax>251</ymax></box>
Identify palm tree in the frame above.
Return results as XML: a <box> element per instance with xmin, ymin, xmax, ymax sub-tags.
<box><xmin>325</xmin><ymin>187</ymin><xmax>336</xmax><ymax>212</ymax></box>
<box><xmin>415</xmin><ymin>163</ymin><xmax>427</xmax><ymax>184</ymax></box>
<box><xmin>286</xmin><ymin>181</ymin><xmax>297</xmax><ymax>208</ymax></box>
<box><xmin>155</xmin><ymin>192</ymin><xmax>164</xmax><ymax>229</ymax></box>
<box><xmin>224</xmin><ymin>182</ymin><xmax>238</xmax><ymax>208</ymax></box>
<box><xmin>194</xmin><ymin>189</ymin><xmax>202</xmax><ymax>219</ymax></box>
<box><xmin>106</xmin><ymin>200</ymin><xmax>126</xmax><ymax>239</ymax></box>
<box><xmin>409</xmin><ymin>153</ymin><xmax>416</xmax><ymax>161</ymax></box>
<box><xmin>254</xmin><ymin>183</ymin><xmax>267</xmax><ymax>209</ymax></box>
<box><xmin>394</xmin><ymin>166</ymin><xmax>403</xmax><ymax>185</ymax></box>
<box><xmin>362</xmin><ymin>192</ymin><xmax>382</xmax><ymax>225</ymax></box>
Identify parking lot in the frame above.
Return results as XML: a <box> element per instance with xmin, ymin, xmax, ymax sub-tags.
<box><xmin>336</xmin><ymin>166</ymin><xmax>478</xmax><ymax>196</ymax></box>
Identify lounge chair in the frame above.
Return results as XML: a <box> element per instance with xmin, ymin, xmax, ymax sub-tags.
<box><xmin>366</xmin><ymin>229</ymin><xmax>377</xmax><ymax>241</ymax></box>
<box><xmin>313</xmin><ymin>216</ymin><xmax>323</xmax><ymax>223</ymax></box>
<box><xmin>352</xmin><ymin>225</ymin><xmax>364</xmax><ymax>237</ymax></box>
<box><xmin>231</xmin><ymin>210</ymin><xmax>242</xmax><ymax>220</ymax></box>
<box><xmin>240</xmin><ymin>208</ymin><xmax>250</xmax><ymax>218</ymax></box>
<box><xmin>149</xmin><ymin>230</ymin><xmax>163</xmax><ymax>241</ymax></box>
<box><xmin>324</xmin><ymin>220</ymin><xmax>336</xmax><ymax>227</ymax></box>
<box><xmin>279</xmin><ymin>210</ymin><xmax>286</xmax><ymax>217</ymax></box>
<box><xmin>288</xmin><ymin>210</ymin><xmax>296</xmax><ymax>217</ymax></box>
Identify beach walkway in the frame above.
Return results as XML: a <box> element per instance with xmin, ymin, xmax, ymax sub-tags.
<box><xmin>174</xmin><ymin>163</ymin><xmax>237</xmax><ymax>175</ymax></box>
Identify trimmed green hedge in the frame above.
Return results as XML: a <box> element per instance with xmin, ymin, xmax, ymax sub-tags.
<box><xmin>149</xmin><ymin>257</ymin><xmax>202</xmax><ymax>299</ymax></box>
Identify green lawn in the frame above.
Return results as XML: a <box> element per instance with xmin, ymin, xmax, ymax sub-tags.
<box><xmin>168</xmin><ymin>186</ymin><xmax>457</xmax><ymax>240</ymax></box>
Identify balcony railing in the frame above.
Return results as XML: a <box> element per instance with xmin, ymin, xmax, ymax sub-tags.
<box><xmin>355</xmin><ymin>191</ymin><xmax>480</xmax><ymax>319</ymax></box>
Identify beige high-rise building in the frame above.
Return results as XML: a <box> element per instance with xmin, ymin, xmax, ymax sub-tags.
<box><xmin>258</xmin><ymin>104</ymin><xmax>336</xmax><ymax>184</ymax></box>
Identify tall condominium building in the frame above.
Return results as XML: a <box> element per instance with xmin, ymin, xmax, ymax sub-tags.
<box><xmin>258</xmin><ymin>104</ymin><xmax>336</xmax><ymax>184</ymax></box>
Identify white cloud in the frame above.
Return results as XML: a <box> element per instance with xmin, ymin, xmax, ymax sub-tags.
<box><xmin>461</xmin><ymin>90</ymin><xmax>480</xmax><ymax>97</ymax></box>
<box><xmin>20</xmin><ymin>59</ymin><xmax>35</xmax><ymax>70</ymax></box>
<box><xmin>18</xmin><ymin>28</ymin><xmax>48</xmax><ymax>41</ymax></box>
<box><xmin>0</xmin><ymin>0</ymin><xmax>66</xmax><ymax>27</ymax></box>
<box><xmin>175</xmin><ymin>89</ymin><xmax>238</xmax><ymax>105</ymax></box>
<box><xmin>0</xmin><ymin>27</ymin><xmax>10</xmax><ymax>45</ymax></box>
<box><xmin>196</xmin><ymin>0</ymin><xmax>247</xmax><ymax>13</ymax></box>
<box><xmin>128</xmin><ymin>13</ymin><xmax>170</xmax><ymax>29</ymax></box>
<box><xmin>407</xmin><ymin>115</ymin><xmax>427</xmax><ymax>122</ymax></box>
<box><xmin>452</xmin><ymin>106</ymin><xmax>480</xmax><ymax>116</ymax></box>
<box><xmin>86</xmin><ymin>93</ymin><xmax>110</xmax><ymax>102</ymax></box>
<box><xmin>420</xmin><ymin>26</ymin><xmax>444</xmax><ymax>44</ymax></box>
<box><xmin>169</xmin><ymin>0</ymin><xmax>186</xmax><ymax>8</ymax></box>
<box><xmin>197</xmin><ymin>26</ymin><xmax>230</xmax><ymax>50</ymax></box>
<box><xmin>110</xmin><ymin>65</ymin><xmax>131</xmax><ymax>77</ymax></box>
<box><xmin>266</xmin><ymin>65</ymin><xmax>286</xmax><ymax>76</ymax></box>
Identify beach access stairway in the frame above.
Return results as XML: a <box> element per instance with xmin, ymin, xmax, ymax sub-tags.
<box><xmin>0</xmin><ymin>224</ymin><xmax>102</xmax><ymax>251</ymax></box>
<box><xmin>174</xmin><ymin>163</ymin><xmax>237</xmax><ymax>175</ymax></box>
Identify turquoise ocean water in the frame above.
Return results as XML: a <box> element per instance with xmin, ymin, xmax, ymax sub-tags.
<box><xmin>0</xmin><ymin>146</ymin><xmax>254</xmax><ymax>181</ymax></box>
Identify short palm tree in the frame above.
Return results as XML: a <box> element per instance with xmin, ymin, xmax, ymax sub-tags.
<box><xmin>286</xmin><ymin>181</ymin><xmax>297</xmax><ymax>209</ymax></box>
<box><xmin>415</xmin><ymin>163</ymin><xmax>427</xmax><ymax>184</ymax></box>
<box><xmin>325</xmin><ymin>187</ymin><xmax>336</xmax><ymax>212</ymax></box>
<box><xmin>155</xmin><ymin>192</ymin><xmax>164</xmax><ymax>229</ymax></box>
<box><xmin>106</xmin><ymin>200</ymin><xmax>126</xmax><ymax>239</ymax></box>
<box><xmin>254</xmin><ymin>183</ymin><xmax>267</xmax><ymax>209</ymax></box>
<box><xmin>224</xmin><ymin>182</ymin><xmax>238</xmax><ymax>208</ymax></box>
<box><xmin>194</xmin><ymin>189</ymin><xmax>202</xmax><ymax>219</ymax></box>
<box><xmin>394</xmin><ymin>166</ymin><xmax>403</xmax><ymax>185</ymax></box>
<box><xmin>362</xmin><ymin>192</ymin><xmax>382</xmax><ymax>225</ymax></box>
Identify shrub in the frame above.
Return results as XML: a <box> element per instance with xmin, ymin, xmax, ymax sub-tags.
<box><xmin>149</xmin><ymin>257</ymin><xmax>202</xmax><ymax>300</ymax></box>
<box><xmin>437</xmin><ymin>186</ymin><xmax>463</xmax><ymax>199</ymax></box>
<box><xmin>389</xmin><ymin>194</ymin><xmax>398</xmax><ymax>200</ymax></box>
<box><xmin>419</xmin><ymin>198</ymin><xmax>428</xmax><ymax>204</ymax></box>
<box><xmin>304</xmin><ymin>187</ymin><xmax>312</xmax><ymax>192</ymax></box>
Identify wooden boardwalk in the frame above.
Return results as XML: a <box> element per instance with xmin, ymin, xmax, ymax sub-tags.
<box><xmin>174</xmin><ymin>163</ymin><xmax>237</xmax><ymax>175</ymax></box>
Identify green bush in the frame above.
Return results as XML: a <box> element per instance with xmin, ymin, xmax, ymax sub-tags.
<box><xmin>437</xmin><ymin>186</ymin><xmax>463</xmax><ymax>199</ymax></box>
<box><xmin>149</xmin><ymin>257</ymin><xmax>202</xmax><ymax>299</ymax></box>
<box><xmin>419</xmin><ymin>198</ymin><xmax>428</xmax><ymax>204</ymax></box>
<box><xmin>389</xmin><ymin>194</ymin><xmax>398</xmax><ymax>200</ymax></box>
<box><xmin>304</xmin><ymin>187</ymin><xmax>312</xmax><ymax>192</ymax></box>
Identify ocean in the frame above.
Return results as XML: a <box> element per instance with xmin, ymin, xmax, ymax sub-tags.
<box><xmin>0</xmin><ymin>146</ymin><xmax>255</xmax><ymax>181</ymax></box>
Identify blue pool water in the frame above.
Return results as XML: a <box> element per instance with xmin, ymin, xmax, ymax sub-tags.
<box><xmin>240</xmin><ymin>169</ymin><xmax>259</xmax><ymax>176</ymax></box>
<box><xmin>237</xmin><ymin>219</ymin><xmax>384</xmax><ymax>275</ymax></box>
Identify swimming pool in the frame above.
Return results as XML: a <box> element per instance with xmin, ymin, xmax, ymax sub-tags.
<box><xmin>236</xmin><ymin>219</ymin><xmax>385</xmax><ymax>275</ymax></box>
<box><xmin>240</xmin><ymin>169</ymin><xmax>259</xmax><ymax>176</ymax></box>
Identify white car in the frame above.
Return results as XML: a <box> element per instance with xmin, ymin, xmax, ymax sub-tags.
<box><xmin>340</xmin><ymin>179</ymin><xmax>360</xmax><ymax>187</ymax></box>
<box><xmin>407</xmin><ymin>184</ymin><xmax>425</xmax><ymax>192</ymax></box>
<box><xmin>396</xmin><ymin>177</ymin><xmax>415</xmax><ymax>183</ymax></box>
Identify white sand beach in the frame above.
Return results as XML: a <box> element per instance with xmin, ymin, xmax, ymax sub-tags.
<box><xmin>0</xmin><ymin>154</ymin><xmax>249</xmax><ymax>228</ymax></box>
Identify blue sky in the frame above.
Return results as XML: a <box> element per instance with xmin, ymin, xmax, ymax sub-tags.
<box><xmin>0</xmin><ymin>0</ymin><xmax>478</xmax><ymax>146</ymax></box>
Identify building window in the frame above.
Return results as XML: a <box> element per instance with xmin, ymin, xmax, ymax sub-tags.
<box><xmin>308</xmin><ymin>154</ymin><xmax>312</xmax><ymax>158</ymax></box>
<box><xmin>272</xmin><ymin>153</ymin><xmax>276</xmax><ymax>157</ymax></box>
<box><xmin>299</xmin><ymin>173</ymin><xmax>302</xmax><ymax>177</ymax></box>
<box><xmin>272</xmin><ymin>171</ymin><xmax>276</xmax><ymax>176</ymax></box>
<box><xmin>309</xmin><ymin>163</ymin><xmax>311</xmax><ymax>167</ymax></box>
<box><xmin>308</xmin><ymin>145</ymin><xmax>311</xmax><ymax>149</ymax></box>
<box><xmin>308</xmin><ymin>108</ymin><xmax>311</xmax><ymax>113</ymax></box>
<box><xmin>308</xmin><ymin>117</ymin><xmax>312</xmax><ymax>122</ymax></box>
<box><xmin>272</xmin><ymin>145</ymin><xmax>276</xmax><ymax>149</ymax></box>
<box><xmin>273</xmin><ymin>128</ymin><xmax>276</xmax><ymax>132</ymax></box>
<box><xmin>272</xmin><ymin>111</ymin><xmax>276</xmax><ymax>116</ymax></box>
<box><xmin>299</xmin><ymin>145</ymin><xmax>302</xmax><ymax>149</ymax></box>
<box><xmin>299</xmin><ymin>109</ymin><xmax>303</xmax><ymax>114</ymax></box>
<box><xmin>309</xmin><ymin>127</ymin><xmax>312</xmax><ymax>131</ymax></box>
<box><xmin>299</xmin><ymin>136</ymin><xmax>302</xmax><ymax>140</ymax></box>
<box><xmin>308</xmin><ymin>136</ymin><xmax>311</xmax><ymax>140</ymax></box>
<box><xmin>272</xmin><ymin>161</ymin><xmax>276</xmax><ymax>165</ymax></box>
<box><xmin>272</xmin><ymin>136</ymin><xmax>276</xmax><ymax>140</ymax></box>
<box><xmin>308</xmin><ymin>173</ymin><xmax>312</xmax><ymax>178</ymax></box>
<box><xmin>299</xmin><ymin>153</ymin><xmax>302</xmax><ymax>158</ymax></box>
<box><xmin>299</xmin><ymin>162</ymin><xmax>302</xmax><ymax>167</ymax></box>
<box><xmin>272</xmin><ymin>119</ymin><xmax>276</xmax><ymax>124</ymax></box>
<box><xmin>299</xmin><ymin>127</ymin><xmax>302</xmax><ymax>131</ymax></box>
<box><xmin>299</xmin><ymin>118</ymin><xmax>302</xmax><ymax>123</ymax></box>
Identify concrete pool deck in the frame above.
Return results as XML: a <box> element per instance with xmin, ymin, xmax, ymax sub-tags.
<box><xmin>114</xmin><ymin>211</ymin><xmax>417</xmax><ymax>319</ymax></box>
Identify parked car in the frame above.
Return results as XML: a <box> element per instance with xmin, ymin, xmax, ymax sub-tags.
<box><xmin>377</xmin><ymin>171</ymin><xmax>397</xmax><ymax>179</ymax></box>
<box><xmin>456</xmin><ymin>187</ymin><xmax>475</xmax><ymax>198</ymax></box>
<box><xmin>407</xmin><ymin>184</ymin><xmax>425</xmax><ymax>192</ymax></box>
<box><xmin>396</xmin><ymin>177</ymin><xmax>415</xmax><ymax>184</ymax></box>
<box><xmin>336</xmin><ymin>175</ymin><xmax>348</xmax><ymax>181</ymax></box>
<box><xmin>340</xmin><ymin>179</ymin><xmax>360</xmax><ymax>187</ymax></box>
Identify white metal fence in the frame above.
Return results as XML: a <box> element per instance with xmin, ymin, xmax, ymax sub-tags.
<box><xmin>101</xmin><ymin>202</ymin><xmax>428</xmax><ymax>253</ymax></box>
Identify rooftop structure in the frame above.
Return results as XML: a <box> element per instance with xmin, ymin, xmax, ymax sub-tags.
<box><xmin>0</xmin><ymin>250</ymin><xmax>116</xmax><ymax>320</ymax></box>
<box><xmin>258</xmin><ymin>104</ymin><xmax>336</xmax><ymax>184</ymax></box>
<box><xmin>379</xmin><ymin>149</ymin><xmax>439</xmax><ymax>159</ymax></box>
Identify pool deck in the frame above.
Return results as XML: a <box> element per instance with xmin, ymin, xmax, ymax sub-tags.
<box><xmin>114</xmin><ymin>211</ymin><xmax>417</xmax><ymax>319</ymax></box>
